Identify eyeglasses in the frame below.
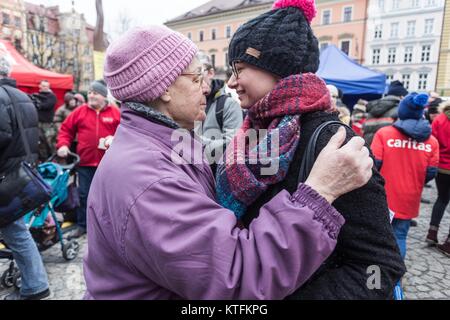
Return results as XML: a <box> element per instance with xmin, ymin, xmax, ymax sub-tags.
<box><xmin>231</xmin><ymin>60</ymin><xmax>242</xmax><ymax>80</ymax></box>
<box><xmin>180</xmin><ymin>70</ymin><xmax>204</xmax><ymax>88</ymax></box>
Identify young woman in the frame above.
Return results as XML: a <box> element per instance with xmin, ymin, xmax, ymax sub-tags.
<box><xmin>216</xmin><ymin>0</ymin><xmax>406</xmax><ymax>299</ymax></box>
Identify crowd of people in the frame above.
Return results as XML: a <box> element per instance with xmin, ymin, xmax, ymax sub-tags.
<box><xmin>0</xmin><ymin>0</ymin><xmax>449</xmax><ymax>300</ymax></box>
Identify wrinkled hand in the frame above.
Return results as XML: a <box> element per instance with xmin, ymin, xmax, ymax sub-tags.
<box><xmin>57</xmin><ymin>146</ymin><xmax>70</xmax><ymax>158</ymax></box>
<box><xmin>304</xmin><ymin>127</ymin><xmax>373</xmax><ymax>204</ymax></box>
<box><xmin>104</xmin><ymin>136</ymin><xmax>114</xmax><ymax>149</ymax></box>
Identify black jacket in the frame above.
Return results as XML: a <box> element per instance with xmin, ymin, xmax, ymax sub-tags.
<box><xmin>363</xmin><ymin>95</ymin><xmax>401</xmax><ymax>145</ymax></box>
<box><xmin>243</xmin><ymin>111</ymin><xmax>406</xmax><ymax>300</ymax></box>
<box><xmin>32</xmin><ymin>91</ymin><xmax>57</xmax><ymax>123</ymax></box>
<box><xmin>0</xmin><ymin>78</ymin><xmax>39</xmax><ymax>173</ymax></box>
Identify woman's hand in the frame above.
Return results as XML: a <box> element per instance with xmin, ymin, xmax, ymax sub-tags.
<box><xmin>304</xmin><ymin>127</ymin><xmax>373</xmax><ymax>204</ymax></box>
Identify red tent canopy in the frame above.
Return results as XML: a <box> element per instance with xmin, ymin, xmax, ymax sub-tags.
<box><xmin>0</xmin><ymin>39</ymin><xmax>73</xmax><ymax>107</ymax></box>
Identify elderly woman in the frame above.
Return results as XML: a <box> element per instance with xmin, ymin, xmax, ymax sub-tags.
<box><xmin>217</xmin><ymin>0</ymin><xmax>406</xmax><ymax>299</ymax></box>
<box><xmin>82</xmin><ymin>24</ymin><xmax>373</xmax><ymax>300</ymax></box>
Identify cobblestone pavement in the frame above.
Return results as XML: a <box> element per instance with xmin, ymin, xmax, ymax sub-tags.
<box><xmin>403</xmin><ymin>184</ymin><xmax>450</xmax><ymax>300</ymax></box>
<box><xmin>1</xmin><ymin>184</ymin><xmax>449</xmax><ymax>300</ymax></box>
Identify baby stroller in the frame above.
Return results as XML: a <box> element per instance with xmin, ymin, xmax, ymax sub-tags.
<box><xmin>0</xmin><ymin>152</ymin><xmax>81</xmax><ymax>289</ymax></box>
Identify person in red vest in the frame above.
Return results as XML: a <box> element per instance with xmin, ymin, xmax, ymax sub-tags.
<box><xmin>371</xmin><ymin>93</ymin><xmax>439</xmax><ymax>260</ymax></box>
<box><xmin>56</xmin><ymin>80</ymin><xmax>120</xmax><ymax>239</ymax></box>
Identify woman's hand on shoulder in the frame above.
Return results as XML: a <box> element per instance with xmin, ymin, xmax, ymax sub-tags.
<box><xmin>305</xmin><ymin>127</ymin><xmax>373</xmax><ymax>204</ymax></box>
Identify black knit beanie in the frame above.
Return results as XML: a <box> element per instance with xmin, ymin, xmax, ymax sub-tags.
<box><xmin>228</xmin><ymin>0</ymin><xmax>319</xmax><ymax>78</ymax></box>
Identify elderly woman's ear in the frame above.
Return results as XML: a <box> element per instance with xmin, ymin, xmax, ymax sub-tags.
<box><xmin>159</xmin><ymin>90</ymin><xmax>171</xmax><ymax>103</ymax></box>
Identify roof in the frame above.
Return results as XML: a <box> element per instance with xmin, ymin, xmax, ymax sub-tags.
<box><xmin>166</xmin><ymin>0</ymin><xmax>273</xmax><ymax>23</ymax></box>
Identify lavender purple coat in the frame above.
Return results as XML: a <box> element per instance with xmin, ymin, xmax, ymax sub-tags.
<box><xmin>83</xmin><ymin>107</ymin><xmax>345</xmax><ymax>300</ymax></box>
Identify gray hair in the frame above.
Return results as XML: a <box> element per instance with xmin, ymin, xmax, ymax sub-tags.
<box><xmin>0</xmin><ymin>55</ymin><xmax>12</xmax><ymax>76</ymax></box>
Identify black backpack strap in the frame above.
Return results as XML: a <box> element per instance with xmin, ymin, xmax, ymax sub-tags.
<box><xmin>215</xmin><ymin>94</ymin><xmax>231</xmax><ymax>131</ymax></box>
<box><xmin>297</xmin><ymin>121</ymin><xmax>352</xmax><ymax>184</ymax></box>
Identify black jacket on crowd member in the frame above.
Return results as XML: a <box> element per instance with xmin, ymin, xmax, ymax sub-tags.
<box><xmin>31</xmin><ymin>91</ymin><xmax>57</xmax><ymax>123</ymax></box>
<box><xmin>243</xmin><ymin>111</ymin><xmax>406</xmax><ymax>300</ymax></box>
<box><xmin>363</xmin><ymin>95</ymin><xmax>401</xmax><ymax>146</ymax></box>
<box><xmin>0</xmin><ymin>78</ymin><xmax>39</xmax><ymax>173</ymax></box>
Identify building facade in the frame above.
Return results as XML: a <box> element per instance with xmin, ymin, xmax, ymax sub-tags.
<box><xmin>365</xmin><ymin>0</ymin><xmax>445</xmax><ymax>92</ymax></box>
<box><xmin>312</xmin><ymin>0</ymin><xmax>369</xmax><ymax>64</ymax></box>
<box><xmin>436</xmin><ymin>0</ymin><xmax>450</xmax><ymax>96</ymax></box>
<box><xmin>0</xmin><ymin>0</ymin><xmax>95</xmax><ymax>92</ymax></box>
<box><xmin>25</xmin><ymin>3</ymin><xmax>60</xmax><ymax>72</ymax></box>
<box><xmin>165</xmin><ymin>0</ymin><xmax>273</xmax><ymax>78</ymax></box>
<box><xmin>0</xmin><ymin>0</ymin><xmax>27</xmax><ymax>52</ymax></box>
<box><xmin>57</xmin><ymin>11</ymin><xmax>95</xmax><ymax>92</ymax></box>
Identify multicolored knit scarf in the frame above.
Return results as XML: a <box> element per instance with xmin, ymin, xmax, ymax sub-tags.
<box><xmin>216</xmin><ymin>73</ymin><xmax>332</xmax><ymax>218</ymax></box>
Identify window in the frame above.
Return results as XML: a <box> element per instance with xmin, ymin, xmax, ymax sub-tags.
<box><xmin>386</xmin><ymin>74</ymin><xmax>394</xmax><ymax>82</ymax></box>
<box><xmin>322</xmin><ymin>9</ymin><xmax>331</xmax><ymax>25</ymax></box>
<box><xmin>32</xmin><ymin>54</ymin><xmax>39</xmax><ymax>65</ymax></box>
<box><xmin>402</xmin><ymin>74</ymin><xmax>411</xmax><ymax>89</ymax></box>
<box><xmin>199</xmin><ymin>30</ymin><xmax>204</xmax><ymax>42</ymax></box>
<box><xmin>424</xmin><ymin>19</ymin><xmax>434</xmax><ymax>34</ymax></box>
<box><xmin>31</xmin><ymin>34</ymin><xmax>38</xmax><ymax>46</ymax></box>
<box><xmin>14</xmin><ymin>16</ymin><xmax>21</xmax><ymax>28</ymax></box>
<box><xmin>404</xmin><ymin>46</ymin><xmax>413</xmax><ymax>63</ymax></box>
<box><xmin>418</xmin><ymin>73</ymin><xmax>428</xmax><ymax>90</ymax></box>
<box><xmin>392</xmin><ymin>0</ymin><xmax>400</xmax><ymax>9</ymax></box>
<box><xmin>14</xmin><ymin>39</ymin><xmax>21</xmax><ymax>50</ymax></box>
<box><xmin>211</xmin><ymin>28</ymin><xmax>216</xmax><ymax>41</ymax></box>
<box><xmin>378</xmin><ymin>0</ymin><xmax>385</xmax><ymax>9</ymax></box>
<box><xmin>387</xmin><ymin>48</ymin><xmax>396</xmax><ymax>64</ymax></box>
<box><xmin>425</xmin><ymin>0</ymin><xmax>436</xmax><ymax>6</ymax></box>
<box><xmin>343</xmin><ymin>7</ymin><xmax>352</xmax><ymax>22</ymax></box>
<box><xmin>390</xmin><ymin>22</ymin><xmax>399</xmax><ymax>38</ymax></box>
<box><xmin>411</xmin><ymin>0</ymin><xmax>420</xmax><ymax>7</ymax></box>
<box><xmin>211</xmin><ymin>54</ymin><xmax>216</xmax><ymax>69</ymax></box>
<box><xmin>226</xmin><ymin>26</ymin><xmax>231</xmax><ymax>39</ymax></box>
<box><xmin>372</xmin><ymin>49</ymin><xmax>381</xmax><ymax>64</ymax></box>
<box><xmin>187</xmin><ymin>32</ymin><xmax>192</xmax><ymax>40</ymax></box>
<box><xmin>421</xmin><ymin>45</ymin><xmax>431</xmax><ymax>62</ymax></box>
<box><xmin>225</xmin><ymin>51</ymin><xmax>229</xmax><ymax>68</ymax></box>
<box><xmin>374</xmin><ymin>24</ymin><xmax>383</xmax><ymax>39</ymax></box>
<box><xmin>406</xmin><ymin>21</ymin><xmax>416</xmax><ymax>37</ymax></box>
<box><xmin>320</xmin><ymin>42</ymin><xmax>329</xmax><ymax>51</ymax></box>
<box><xmin>2</xmin><ymin>13</ymin><xmax>10</xmax><ymax>25</ymax></box>
<box><xmin>60</xmin><ymin>41</ymin><xmax>66</xmax><ymax>52</ymax></box>
<box><xmin>340</xmin><ymin>40</ymin><xmax>350</xmax><ymax>56</ymax></box>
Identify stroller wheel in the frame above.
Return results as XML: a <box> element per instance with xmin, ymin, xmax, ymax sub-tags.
<box><xmin>1</xmin><ymin>267</ymin><xmax>19</xmax><ymax>288</ymax></box>
<box><xmin>13</xmin><ymin>272</ymin><xmax>21</xmax><ymax>290</ymax></box>
<box><xmin>62</xmin><ymin>240</ymin><xmax>80</xmax><ymax>261</ymax></box>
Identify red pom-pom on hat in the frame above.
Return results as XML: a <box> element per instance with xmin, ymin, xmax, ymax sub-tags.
<box><xmin>272</xmin><ymin>0</ymin><xmax>317</xmax><ymax>23</ymax></box>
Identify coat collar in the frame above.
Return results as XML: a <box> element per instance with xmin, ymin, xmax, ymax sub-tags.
<box><xmin>120</xmin><ymin>105</ymin><xmax>208</xmax><ymax>167</ymax></box>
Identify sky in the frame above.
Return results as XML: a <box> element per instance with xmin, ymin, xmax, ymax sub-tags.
<box><xmin>26</xmin><ymin>0</ymin><xmax>209</xmax><ymax>39</ymax></box>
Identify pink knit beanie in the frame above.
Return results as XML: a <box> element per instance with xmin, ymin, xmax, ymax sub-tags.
<box><xmin>104</xmin><ymin>25</ymin><xmax>198</xmax><ymax>103</ymax></box>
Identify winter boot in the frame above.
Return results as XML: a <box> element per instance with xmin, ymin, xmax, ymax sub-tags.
<box><xmin>437</xmin><ymin>238</ymin><xmax>450</xmax><ymax>257</ymax></box>
<box><xmin>425</xmin><ymin>226</ymin><xmax>439</xmax><ymax>246</ymax></box>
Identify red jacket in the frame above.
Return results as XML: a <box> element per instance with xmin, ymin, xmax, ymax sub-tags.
<box><xmin>57</xmin><ymin>104</ymin><xmax>121</xmax><ymax>167</ymax></box>
<box><xmin>432</xmin><ymin>113</ymin><xmax>450</xmax><ymax>171</ymax></box>
<box><xmin>371</xmin><ymin>126</ymin><xmax>439</xmax><ymax>220</ymax></box>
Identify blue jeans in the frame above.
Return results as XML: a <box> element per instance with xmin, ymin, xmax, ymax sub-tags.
<box><xmin>76</xmin><ymin>166</ymin><xmax>97</xmax><ymax>230</ymax></box>
<box><xmin>0</xmin><ymin>218</ymin><xmax>49</xmax><ymax>296</ymax></box>
<box><xmin>392</xmin><ymin>218</ymin><xmax>411</xmax><ymax>260</ymax></box>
